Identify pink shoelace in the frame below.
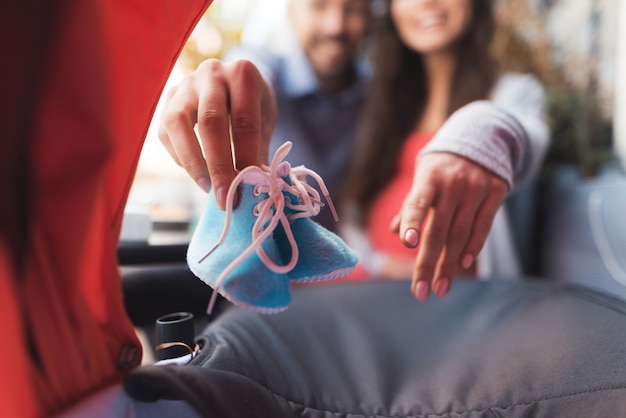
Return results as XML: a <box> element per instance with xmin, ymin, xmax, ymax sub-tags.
<box><xmin>199</xmin><ymin>141</ymin><xmax>337</xmax><ymax>313</ymax></box>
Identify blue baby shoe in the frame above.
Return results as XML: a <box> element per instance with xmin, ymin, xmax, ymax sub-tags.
<box><xmin>187</xmin><ymin>141</ymin><xmax>358</xmax><ymax>314</ymax></box>
<box><xmin>187</xmin><ymin>169</ymin><xmax>291</xmax><ymax>314</ymax></box>
<box><xmin>274</xmin><ymin>160</ymin><xmax>358</xmax><ymax>283</ymax></box>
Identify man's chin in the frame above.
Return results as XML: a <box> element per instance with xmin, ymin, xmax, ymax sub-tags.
<box><xmin>318</xmin><ymin>68</ymin><xmax>349</xmax><ymax>83</ymax></box>
<box><xmin>312</xmin><ymin>58</ymin><xmax>352</xmax><ymax>80</ymax></box>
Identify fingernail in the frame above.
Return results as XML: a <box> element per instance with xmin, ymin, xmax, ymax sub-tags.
<box><xmin>197</xmin><ymin>176</ymin><xmax>211</xmax><ymax>193</ymax></box>
<box><xmin>216</xmin><ymin>186</ymin><xmax>228</xmax><ymax>210</ymax></box>
<box><xmin>415</xmin><ymin>281</ymin><xmax>429</xmax><ymax>301</ymax></box>
<box><xmin>462</xmin><ymin>254</ymin><xmax>474</xmax><ymax>269</ymax></box>
<box><xmin>404</xmin><ymin>229</ymin><xmax>419</xmax><ymax>247</ymax></box>
<box><xmin>435</xmin><ymin>278</ymin><xmax>450</xmax><ymax>298</ymax></box>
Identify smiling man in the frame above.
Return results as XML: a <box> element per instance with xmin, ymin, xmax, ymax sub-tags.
<box><xmin>224</xmin><ymin>0</ymin><xmax>372</xmax><ymax>231</ymax></box>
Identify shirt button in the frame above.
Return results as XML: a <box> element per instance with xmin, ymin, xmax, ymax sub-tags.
<box><xmin>118</xmin><ymin>343</ymin><xmax>141</xmax><ymax>370</ymax></box>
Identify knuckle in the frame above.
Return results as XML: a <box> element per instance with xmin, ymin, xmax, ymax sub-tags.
<box><xmin>230</xmin><ymin>59</ymin><xmax>259</xmax><ymax>77</ymax></box>
<box><xmin>460</xmin><ymin>171</ymin><xmax>487</xmax><ymax>192</ymax></box>
<box><xmin>438</xmin><ymin>261</ymin><xmax>455</xmax><ymax>276</ymax></box>
<box><xmin>231</xmin><ymin>59</ymin><xmax>256</xmax><ymax>76</ymax></box>
<box><xmin>451</xmin><ymin>169</ymin><xmax>470</xmax><ymax>185</ymax></box>
<box><xmin>164</xmin><ymin>85</ymin><xmax>177</xmax><ymax>101</ymax></box>
<box><xmin>178</xmin><ymin>156</ymin><xmax>206</xmax><ymax>174</ymax></box>
<box><xmin>411</xmin><ymin>195</ymin><xmax>431</xmax><ymax>212</ymax></box>
<box><xmin>228</xmin><ymin>59</ymin><xmax>263</xmax><ymax>90</ymax></box>
<box><xmin>198</xmin><ymin>108</ymin><xmax>228</xmax><ymax>130</ymax></box>
<box><xmin>416</xmin><ymin>260</ymin><xmax>436</xmax><ymax>277</ymax></box>
<box><xmin>197</xmin><ymin>58</ymin><xmax>224</xmax><ymax>74</ymax></box>
<box><xmin>492</xmin><ymin>180</ymin><xmax>508</xmax><ymax>195</ymax></box>
<box><xmin>473</xmin><ymin>176</ymin><xmax>490</xmax><ymax>193</ymax></box>
<box><xmin>162</xmin><ymin>111</ymin><xmax>191</xmax><ymax>132</ymax></box>
<box><xmin>230</xmin><ymin>115</ymin><xmax>261</xmax><ymax>137</ymax></box>
<box><xmin>208</xmin><ymin>162</ymin><xmax>234</xmax><ymax>179</ymax></box>
<box><xmin>157</xmin><ymin>124</ymin><xmax>168</xmax><ymax>142</ymax></box>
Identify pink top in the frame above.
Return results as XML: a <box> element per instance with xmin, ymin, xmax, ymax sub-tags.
<box><xmin>366</xmin><ymin>132</ymin><xmax>433</xmax><ymax>261</ymax></box>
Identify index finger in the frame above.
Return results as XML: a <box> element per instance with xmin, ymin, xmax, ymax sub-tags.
<box><xmin>162</xmin><ymin>83</ymin><xmax>213</xmax><ymax>193</ymax></box>
<box><xmin>399</xmin><ymin>175</ymin><xmax>436</xmax><ymax>249</ymax></box>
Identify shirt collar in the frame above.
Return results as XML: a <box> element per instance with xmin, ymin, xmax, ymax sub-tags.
<box><xmin>282</xmin><ymin>47</ymin><xmax>318</xmax><ymax>98</ymax></box>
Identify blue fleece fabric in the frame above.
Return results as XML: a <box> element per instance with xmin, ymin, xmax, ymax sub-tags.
<box><xmin>187</xmin><ymin>185</ymin><xmax>291</xmax><ymax>313</ymax></box>
<box><xmin>277</xmin><ymin>186</ymin><xmax>358</xmax><ymax>282</ymax></box>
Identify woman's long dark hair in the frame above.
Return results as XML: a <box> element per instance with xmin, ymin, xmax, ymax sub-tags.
<box><xmin>343</xmin><ymin>0</ymin><xmax>498</xmax><ymax>224</ymax></box>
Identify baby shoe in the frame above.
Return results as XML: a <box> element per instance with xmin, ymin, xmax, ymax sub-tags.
<box><xmin>271</xmin><ymin>149</ymin><xmax>358</xmax><ymax>283</ymax></box>
<box><xmin>187</xmin><ymin>167</ymin><xmax>292</xmax><ymax>314</ymax></box>
<box><xmin>187</xmin><ymin>141</ymin><xmax>358</xmax><ymax>314</ymax></box>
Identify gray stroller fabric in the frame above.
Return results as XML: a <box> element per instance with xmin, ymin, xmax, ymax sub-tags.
<box><xmin>125</xmin><ymin>280</ymin><xmax>626</xmax><ymax>417</ymax></box>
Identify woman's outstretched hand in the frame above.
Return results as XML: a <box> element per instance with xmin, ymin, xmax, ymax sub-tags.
<box><xmin>391</xmin><ymin>152</ymin><xmax>507</xmax><ymax>301</ymax></box>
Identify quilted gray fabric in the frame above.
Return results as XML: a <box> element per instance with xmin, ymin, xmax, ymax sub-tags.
<box><xmin>126</xmin><ymin>280</ymin><xmax>626</xmax><ymax>417</ymax></box>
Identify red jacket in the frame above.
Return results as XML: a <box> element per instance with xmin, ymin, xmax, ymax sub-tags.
<box><xmin>0</xmin><ymin>1</ymin><xmax>211</xmax><ymax>415</ymax></box>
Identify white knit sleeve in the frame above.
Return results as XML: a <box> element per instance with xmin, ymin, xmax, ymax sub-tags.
<box><xmin>419</xmin><ymin>73</ymin><xmax>550</xmax><ymax>190</ymax></box>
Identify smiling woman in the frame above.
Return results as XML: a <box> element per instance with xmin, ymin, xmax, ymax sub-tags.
<box><xmin>391</xmin><ymin>0</ymin><xmax>474</xmax><ymax>56</ymax></box>
<box><xmin>339</xmin><ymin>0</ymin><xmax>538</xmax><ymax>300</ymax></box>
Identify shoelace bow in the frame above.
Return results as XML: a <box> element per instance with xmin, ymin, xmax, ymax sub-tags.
<box><xmin>199</xmin><ymin>141</ymin><xmax>337</xmax><ymax>313</ymax></box>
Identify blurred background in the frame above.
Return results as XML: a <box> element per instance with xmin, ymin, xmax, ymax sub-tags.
<box><xmin>123</xmin><ymin>0</ymin><xmax>290</xmax><ymax>244</ymax></box>
<box><xmin>122</xmin><ymin>0</ymin><xmax>623</xmax><ymax>246</ymax></box>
